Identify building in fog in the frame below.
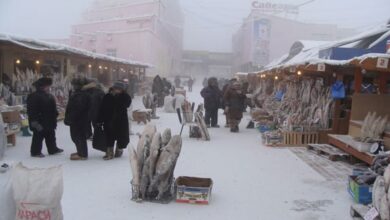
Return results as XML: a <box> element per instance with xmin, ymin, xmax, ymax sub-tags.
<box><xmin>181</xmin><ymin>50</ymin><xmax>233</xmax><ymax>78</ymax></box>
<box><xmin>232</xmin><ymin>6</ymin><xmax>355</xmax><ymax>72</ymax></box>
<box><xmin>69</xmin><ymin>0</ymin><xmax>183</xmax><ymax>76</ymax></box>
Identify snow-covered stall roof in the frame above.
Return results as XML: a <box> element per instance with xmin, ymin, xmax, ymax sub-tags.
<box><xmin>262</xmin><ymin>24</ymin><xmax>390</xmax><ymax>72</ymax></box>
<box><xmin>0</xmin><ymin>33</ymin><xmax>151</xmax><ymax>67</ymax></box>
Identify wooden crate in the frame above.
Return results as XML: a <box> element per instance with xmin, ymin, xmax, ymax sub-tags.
<box><xmin>307</xmin><ymin>144</ymin><xmax>351</xmax><ymax>162</ymax></box>
<box><xmin>282</xmin><ymin>131</ymin><xmax>319</xmax><ymax>146</ymax></box>
<box><xmin>132</xmin><ymin>110</ymin><xmax>152</xmax><ymax>124</ymax></box>
<box><xmin>175</xmin><ymin>89</ymin><xmax>186</xmax><ymax>97</ymax></box>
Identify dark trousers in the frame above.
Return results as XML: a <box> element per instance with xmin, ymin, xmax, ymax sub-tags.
<box><xmin>31</xmin><ymin>129</ymin><xmax>58</xmax><ymax>155</ymax></box>
<box><xmin>70</xmin><ymin>124</ymin><xmax>88</xmax><ymax>157</ymax></box>
<box><xmin>205</xmin><ymin>108</ymin><xmax>218</xmax><ymax>126</ymax></box>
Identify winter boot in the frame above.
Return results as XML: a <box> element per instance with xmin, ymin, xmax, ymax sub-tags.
<box><xmin>70</xmin><ymin>153</ymin><xmax>87</xmax><ymax>161</ymax></box>
<box><xmin>246</xmin><ymin>121</ymin><xmax>255</xmax><ymax>129</ymax></box>
<box><xmin>230</xmin><ymin>126</ymin><xmax>239</xmax><ymax>133</ymax></box>
<box><xmin>103</xmin><ymin>147</ymin><xmax>114</xmax><ymax>160</ymax></box>
<box><xmin>114</xmin><ymin>147</ymin><xmax>123</xmax><ymax>158</ymax></box>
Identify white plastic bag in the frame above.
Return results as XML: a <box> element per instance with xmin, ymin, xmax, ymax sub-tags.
<box><xmin>12</xmin><ymin>163</ymin><xmax>64</xmax><ymax>220</ymax></box>
<box><xmin>163</xmin><ymin>96</ymin><xmax>175</xmax><ymax>113</ymax></box>
<box><xmin>0</xmin><ymin>166</ymin><xmax>16</xmax><ymax>220</ymax></box>
<box><xmin>174</xmin><ymin>95</ymin><xmax>185</xmax><ymax>110</ymax></box>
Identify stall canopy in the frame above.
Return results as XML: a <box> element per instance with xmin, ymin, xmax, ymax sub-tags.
<box><xmin>262</xmin><ymin>24</ymin><xmax>390</xmax><ymax>72</ymax></box>
<box><xmin>0</xmin><ymin>33</ymin><xmax>151</xmax><ymax>68</ymax></box>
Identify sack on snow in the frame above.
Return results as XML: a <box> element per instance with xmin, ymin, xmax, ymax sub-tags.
<box><xmin>12</xmin><ymin>163</ymin><xmax>64</xmax><ymax>220</ymax></box>
<box><xmin>0</xmin><ymin>166</ymin><xmax>16</xmax><ymax>220</ymax></box>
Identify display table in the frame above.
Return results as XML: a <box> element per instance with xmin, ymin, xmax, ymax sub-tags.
<box><xmin>328</xmin><ymin>134</ymin><xmax>375</xmax><ymax>165</ymax></box>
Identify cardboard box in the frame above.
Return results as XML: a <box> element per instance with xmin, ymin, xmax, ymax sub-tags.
<box><xmin>348</xmin><ymin>175</ymin><xmax>372</xmax><ymax>205</ymax></box>
<box><xmin>176</xmin><ymin>176</ymin><xmax>213</xmax><ymax>205</ymax></box>
<box><xmin>1</xmin><ymin>111</ymin><xmax>20</xmax><ymax>123</ymax></box>
<box><xmin>132</xmin><ymin>110</ymin><xmax>151</xmax><ymax>124</ymax></box>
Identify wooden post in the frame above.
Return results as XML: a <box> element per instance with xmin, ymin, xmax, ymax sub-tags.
<box><xmin>354</xmin><ymin>68</ymin><xmax>362</xmax><ymax>94</ymax></box>
<box><xmin>378</xmin><ymin>72</ymin><xmax>388</xmax><ymax>94</ymax></box>
<box><xmin>0</xmin><ymin>49</ymin><xmax>3</xmax><ymax>84</ymax></box>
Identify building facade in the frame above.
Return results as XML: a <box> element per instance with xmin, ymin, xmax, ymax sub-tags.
<box><xmin>181</xmin><ymin>50</ymin><xmax>233</xmax><ymax>78</ymax></box>
<box><xmin>69</xmin><ymin>0</ymin><xmax>183</xmax><ymax>76</ymax></box>
<box><xmin>232</xmin><ymin>9</ymin><xmax>355</xmax><ymax>72</ymax></box>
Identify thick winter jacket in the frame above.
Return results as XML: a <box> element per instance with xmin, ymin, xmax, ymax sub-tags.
<box><xmin>27</xmin><ymin>89</ymin><xmax>59</xmax><ymax>132</ymax></box>
<box><xmin>82</xmin><ymin>82</ymin><xmax>105</xmax><ymax>123</ymax></box>
<box><xmin>98</xmin><ymin>91</ymin><xmax>132</xmax><ymax>147</ymax></box>
<box><xmin>224</xmin><ymin>88</ymin><xmax>246</xmax><ymax>119</ymax></box>
<box><xmin>64</xmin><ymin>89</ymin><xmax>90</xmax><ymax>126</ymax></box>
<box><xmin>152</xmin><ymin>75</ymin><xmax>164</xmax><ymax>95</ymax></box>
<box><xmin>200</xmin><ymin>86</ymin><xmax>222</xmax><ymax>110</ymax></box>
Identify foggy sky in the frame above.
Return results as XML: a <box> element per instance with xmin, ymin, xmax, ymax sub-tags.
<box><xmin>0</xmin><ymin>0</ymin><xmax>389</xmax><ymax>52</ymax></box>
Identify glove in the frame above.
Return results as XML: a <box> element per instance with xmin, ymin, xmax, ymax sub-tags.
<box><xmin>31</xmin><ymin>121</ymin><xmax>43</xmax><ymax>132</ymax></box>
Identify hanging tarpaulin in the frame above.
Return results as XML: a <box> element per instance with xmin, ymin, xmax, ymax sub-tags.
<box><xmin>275</xmin><ymin>90</ymin><xmax>284</xmax><ymax>101</ymax></box>
<box><xmin>331</xmin><ymin>80</ymin><xmax>345</xmax><ymax>99</ymax></box>
<box><xmin>386</xmin><ymin>40</ymin><xmax>390</xmax><ymax>54</ymax></box>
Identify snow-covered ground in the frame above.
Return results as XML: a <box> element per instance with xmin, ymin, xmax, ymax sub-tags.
<box><xmin>1</xmin><ymin>84</ymin><xmax>353</xmax><ymax>220</ymax></box>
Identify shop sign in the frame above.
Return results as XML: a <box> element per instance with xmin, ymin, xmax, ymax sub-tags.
<box><xmin>363</xmin><ymin>207</ymin><xmax>379</xmax><ymax>220</ymax></box>
<box><xmin>376</xmin><ymin>57</ymin><xmax>389</xmax><ymax>69</ymax></box>
<box><xmin>251</xmin><ymin>1</ymin><xmax>299</xmax><ymax>15</ymax></box>
<box><xmin>317</xmin><ymin>63</ymin><xmax>326</xmax><ymax>72</ymax></box>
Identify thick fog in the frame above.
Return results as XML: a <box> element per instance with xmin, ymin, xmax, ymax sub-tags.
<box><xmin>0</xmin><ymin>0</ymin><xmax>389</xmax><ymax>52</ymax></box>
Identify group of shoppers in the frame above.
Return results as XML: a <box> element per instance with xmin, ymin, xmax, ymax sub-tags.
<box><xmin>200</xmin><ymin>77</ymin><xmax>247</xmax><ymax>132</ymax></box>
<box><xmin>27</xmin><ymin>76</ymin><xmax>132</xmax><ymax>160</ymax></box>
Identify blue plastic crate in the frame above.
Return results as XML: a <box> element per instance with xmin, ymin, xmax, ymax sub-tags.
<box><xmin>348</xmin><ymin>175</ymin><xmax>372</xmax><ymax>205</ymax></box>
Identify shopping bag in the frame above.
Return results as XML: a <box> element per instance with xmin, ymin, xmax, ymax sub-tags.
<box><xmin>331</xmin><ymin>80</ymin><xmax>346</xmax><ymax>99</ymax></box>
<box><xmin>92</xmin><ymin>126</ymin><xmax>107</xmax><ymax>152</ymax></box>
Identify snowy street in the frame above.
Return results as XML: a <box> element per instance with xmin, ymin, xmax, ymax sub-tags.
<box><xmin>1</xmin><ymin>85</ymin><xmax>353</xmax><ymax>220</ymax></box>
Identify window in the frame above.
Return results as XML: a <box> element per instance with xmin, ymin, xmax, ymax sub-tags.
<box><xmin>106</xmin><ymin>49</ymin><xmax>117</xmax><ymax>57</ymax></box>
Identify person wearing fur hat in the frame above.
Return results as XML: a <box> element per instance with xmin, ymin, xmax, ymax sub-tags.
<box><xmin>200</xmin><ymin>77</ymin><xmax>223</xmax><ymax>128</ymax></box>
<box><xmin>97</xmin><ymin>80</ymin><xmax>132</xmax><ymax>160</ymax></box>
<box><xmin>82</xmin><ymin>78</ymin><xmax>105</xmax><ymax>139</ymax></box>
<box><xmin>223</xmin><ymin>81</ymin><xmax>247</xmax><ymax>133</ymax></box>
<box><xmin>27</xmin><ymin>77</ymin><xmax>63</xmax><ymax>158</ymax></box>
<box><xmin>65</xmin><ymin>77</ymin><xmax>91</xmax><ymax>160</ymax></box>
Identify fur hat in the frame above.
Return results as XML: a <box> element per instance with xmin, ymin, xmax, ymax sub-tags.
<box><xmin>32</xmin><ymin>77</ymin><xmax>53</xmax><ymax>88</ymax></box>
<box><xmin>208</xmin><ymin>77</ymin><xmax>218</xmax><ymax>87</ymax></box>
<box><xmin>71</xmin><ymin>77</ymin><xmax>88</xmax><ymax>87</ymax></box>
<box><xmin>112</xmin><ymin>81</ymin><xmax>128</xmax><ymax>91</ymax></box>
